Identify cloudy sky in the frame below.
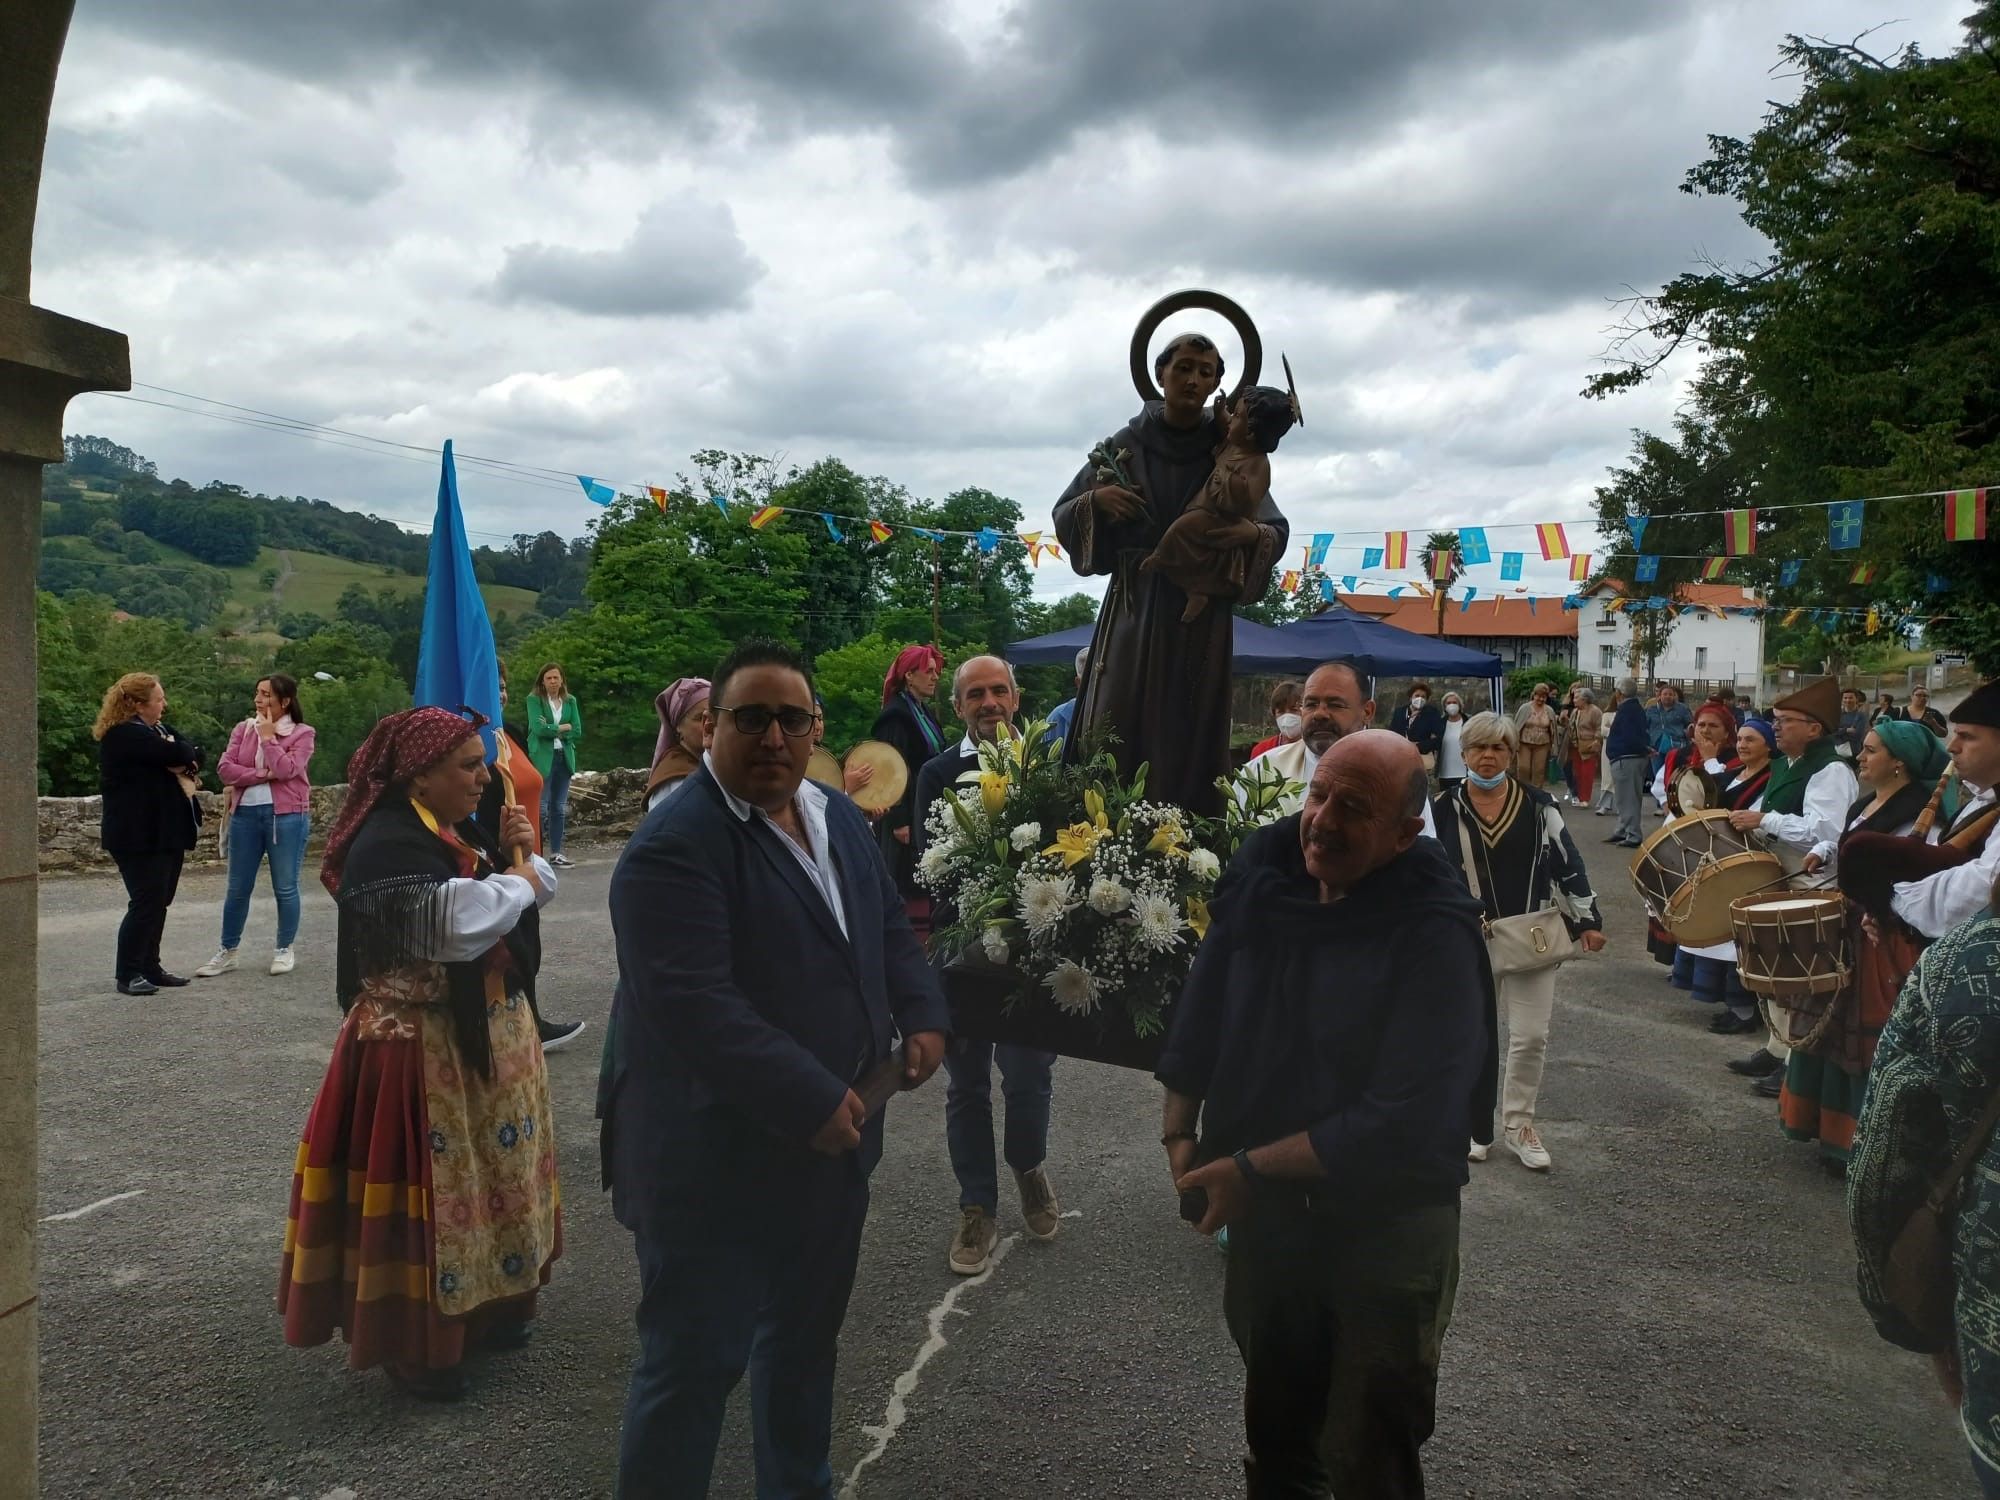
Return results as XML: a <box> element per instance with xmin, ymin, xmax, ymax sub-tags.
<box><xmin>37</xmin><ymin>0</ymin><xmax>1971</xmax><ymax>603</ymax></box>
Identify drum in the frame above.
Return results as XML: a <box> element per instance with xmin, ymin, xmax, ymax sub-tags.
<box><xmin>1731</xmin><ymin>891</ymin><xmax>1852</xmax><ymax>1048</ymax></box>
<box><xmin>805</xmin><ymin>748</ymin><xmax>843</xmax><ymax>789</ymax></box>
<box><xmin>1670</xmin><ymin>763</ymin><xmax>1719</xmax><ymax>816</ymax></box>
<box><xmin>1629</xmin><ymin>810</ymin><xmax>1785</xmax><ymax>948</ymax></box>
<box><xmin>844</xmin><ymin>739</ymin><xmax>909</xmax><ymax>814</ymax></box>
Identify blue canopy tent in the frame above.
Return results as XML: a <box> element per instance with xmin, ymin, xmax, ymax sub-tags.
<box><xmin>1007</xmin><ymin>607</ymin><xmax>1505</xmax><ymax>706</ymax></box>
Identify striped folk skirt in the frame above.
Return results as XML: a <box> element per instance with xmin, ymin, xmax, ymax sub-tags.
<box><xmin>279</xmin><ymin>970</ymin><xmax>562</xmax><ymax>1370</ymax></box>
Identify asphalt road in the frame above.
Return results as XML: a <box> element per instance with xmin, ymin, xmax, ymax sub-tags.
<box><xmin>33</xmin><ymin>805</ymin><xmax>1973</xmax><ymax>1499</ymax></box>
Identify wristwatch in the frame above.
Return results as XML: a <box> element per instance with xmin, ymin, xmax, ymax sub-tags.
<box><xmin>1231</xmin><ymin>1147</ymin><xmax>1262</xmax><ymax>1185</ymax></box>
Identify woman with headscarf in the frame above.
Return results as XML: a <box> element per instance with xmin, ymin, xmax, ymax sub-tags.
<box><xmin>279</xmin><ymin>707</ymin><xmax>561</xmax><ymax>1401</ymax></box>
<box><xmin>645</xmin><ymin>677</ymin><xmax>711</xmax><ymax>812</ymax></box>
<box><xmin>1779</xmin><ymin>719</ymin><xmax>1952</xmax><ymax>1174</ymax></box>
<box><xmin>870</xmin><ymin>644</ymin><xmax>946</xmax><ymax>922</ymax></box>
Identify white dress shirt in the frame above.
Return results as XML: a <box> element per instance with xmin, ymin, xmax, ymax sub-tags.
<box><xmin>1757</xmin><ymin>760</ymin><xmax>1858</xmax><ymax>874</ymax></box>
<box><xmin>1893</xmin><ymin>785</ymin><xmax>2000</xmax><ymax>938</ymax></box>
<box><xmin>706</xmin><ymin>751</ymin><xmax>849</xmax><ymax>939</ymax></box>
<box><xmin>1246</xmin><ymin>739</ymin><xmax>1438</xmax><ymax>836</ymax></box>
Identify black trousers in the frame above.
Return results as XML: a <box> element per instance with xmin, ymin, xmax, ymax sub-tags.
<box><xmin>112</xmin><ymin>850</ymin><xmax>184</xmax><ymax>982</ymax></box>
<box><xmin>1224</xmin><ymin>1196</ymin><xmax>1461</xmax><ymax>1500</ymax></box>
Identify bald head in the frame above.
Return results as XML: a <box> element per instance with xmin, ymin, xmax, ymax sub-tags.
<box><xmin>1299</xmin><ymin>729</ymin><xmax>1427</xmax><ymax>898</ymax></box>
<box><xmin>952</xmin><ymin>654</ymin><xmax>1018</xmax><ymax>742</ymax></box>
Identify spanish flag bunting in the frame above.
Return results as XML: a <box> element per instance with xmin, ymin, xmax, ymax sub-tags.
<box><xmin>1782</xmin><ymin>607</ymin><xmax>1803</xmax><ymax>626</ymax></box>
<box><xmin>1866</xmin><ymin>606</ymin><xmax>1882</xmax><ymax>636</ymax></box>
<box><xmin>1946</xmin><ymin>488</ymin><xmax>1988</xmax><ymax>541</ymax></box>
<box><xmin>1536</xmin><ymin>522</ymin><xmax>1569</xmax><ymax>561</ymax></box>
<box><xmin>1568</xmin><ymin>553</ymin><xmax>1591</xmax><ymax>582</ymax></box>
<box><xmin>868</xmin><ymin>519</ymin><xmax>894</xmax><ymax>545</ymax></box>
<box><xmin>1701</xmin><ymin>557</ymin><xmax>1728</xmax><ymax>580</ymax></box>
<box><xmin>1429</xmin><ymin>548</ymin><xmax>1454</xmax><ymax>583</ymax></box>
<box><xmin>646</xmin><ymin>485</ymin><xmax>669</xmax><ymax>513</ymax></box>
<box><xmin>1280</xmin><ymin>569</ymin><xmax>1300</xmax><ymax>594</ymax></box>
<box><xmin>1018</xmin><ymin>530</ymin><xmax>1042</xmax><ymax>554</ymax></box>
<box><xmin>1723</xmin><ymin>508</ymin><xmax>1757</xmax><ymax>555</ymax></box>
<box><xmin>1383</xmin><ymin>532</ymin><xmax>1409</xmax><ymax>569</ymax></box>
<box><xmin>748</xmin><ymin>505</ymin><xmax>782</xmax><ymax>530</ymax></box>
<box><xmin>1850</xmin><ymin>563</ymin><xmax>1877</xmax><ymax>584</ymax></box>
<box><xmin>1045</xmin><ymin>541</ymin><xmax>1063</xmax><ymax>562</ymax></box>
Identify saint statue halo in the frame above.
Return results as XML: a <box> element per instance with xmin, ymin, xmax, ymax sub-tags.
<box><xmin>1129</xmin><ymin>288</ymin><xmax>1263</xmax><ymax>403</ymax></box>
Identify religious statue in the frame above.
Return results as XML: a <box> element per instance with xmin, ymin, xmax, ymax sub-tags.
<box><xmin>1052</xmin><ymin>291</ymin><xmax>1293</xmax><ymax>816</ymax></box>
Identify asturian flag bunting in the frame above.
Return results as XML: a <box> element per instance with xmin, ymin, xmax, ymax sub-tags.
<box><xmin>1458</xmin><ymin>527</ymin><xmax>1491</xmax><ymax>565</ymax></box>
<box><xmin>709</xmin><ymin>494</ymin><xmax>730</xmax><ymax>516</ymax></box>
<box><xmin>1307</xmin><ymin>533</ymin><xmax>1334</xmax><ymax>566</ymax></box>
<box><xmin>1723</xmin><ymin>508</ymin><xmax>1757</xmax><ymax>555</ymax></box>
<box><xmin>1499</xmin><ymin>552</ymin><xmax>1523</xmax><ymax>581</ymax></box>
<box><xmin>1947</xmin><ymin>488</ymin><xmax>1989</xmax><ymax>541</ymax></box>
<box><xmin>1362</xmin><ymin>547</ymin><xmax>1384</xmax><ymax>569</ymax></box>
<box><xmin>1536</xmin><ymin>523</ymin><xmax>1569</xmax><ymax>561</ymax></box>
<box><xmin>1627</xmin><ymin>516</ymin><xmax>1649</xmax><ymax>549</ymax></box>
<box><xmin>820</xmin><ymin>513</ymin><xmax>844</xmax><ymax>542</ymax></box>
<box><xmin>1828</xmin><ymin>501</ymin><xmax>1864</xmax><ymax>551</ymax></box>
<box><xmin>577</xmin><ymin>475</ymin><xmax>616</xmax><ymax>506</ymax></box>
<box><xmin>1383</xmin><ymin>532</ymin><xmax>1409</xmax><ymax>569</ymax></box>
<box><xmin>1779</xmin><ymin>560</ymin><xmax>1803</xmax><ymax>586</ymax></box>
<box><xmin>1634</xmin><ymin>555</ymin><xmax>1660</xmax><ymax>583</ymax></box>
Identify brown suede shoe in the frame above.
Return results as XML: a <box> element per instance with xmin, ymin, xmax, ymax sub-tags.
<box><xmin>1016</xmin><ymin>1166</ymin><xmax>1061</xmax><ymax>1240</ymax></box>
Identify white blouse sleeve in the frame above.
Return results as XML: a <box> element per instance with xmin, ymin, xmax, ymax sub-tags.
<box><xmin>1759</xmin><ymin>763</ymin><xmax>1858</xmax><ymax>855</ymax></box>
<box><xmin>1891</xmin><ymin>834</ymin><xmax>2000</xmax><ymax>939</ymax></box>
<box><xmin>1651</xmin><ymin>764</ymin><xmax>1669</xmax><ymax>810</ymax></box>
<box><xmin>432</xmin><ymin>857</ymin><xmax>557</xmax><ymax>963</ymax></box>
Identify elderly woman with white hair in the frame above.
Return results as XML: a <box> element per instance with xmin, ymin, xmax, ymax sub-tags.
<box><xmin>1433</xmin><ymin>711</ymin><xmax>1607</xmax><ymax>1171</ymax></box>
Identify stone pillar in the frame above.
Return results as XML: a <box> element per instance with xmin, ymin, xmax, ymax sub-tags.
<box><xmin>1</xmin><ymin>3</ymin><xmax>132</xmax><ymax>1489</ymax></box>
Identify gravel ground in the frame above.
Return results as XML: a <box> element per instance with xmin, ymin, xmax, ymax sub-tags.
<box><xmin>33</xmin><ymin>805</ymin><xmax>1973</xmax><ymax>1499</ymax></box>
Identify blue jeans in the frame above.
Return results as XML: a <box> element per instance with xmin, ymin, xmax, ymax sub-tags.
<box><xmin>1976</xmin><ymin>1440</ymin><xmax>2000</xmax><ymax>1500</ymax></box>
<box><xmin>618</xmin><ymin>1168</ymin><xmax>868</xmax><ymax>1499</ymax></box>
<box><xmin>542</xmin><ymin>755</ymin><xmax>572</xmax><ymax>855</ymax></box>
<box><xmin>944</xmin><ymin>1040</ymin><xmax>1055</xmax><ymax>1213</ymax></box>
<box><xmin>222</xmin><ymin>806</ymin><xmax>308</xmax><ymax>950</ymax></box>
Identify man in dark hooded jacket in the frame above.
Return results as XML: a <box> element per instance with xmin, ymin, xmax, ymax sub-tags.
<box><xmin>1157</xmin><ymin>729</ymin><xmax>1495</xmax><ymax>1499</ymax></box>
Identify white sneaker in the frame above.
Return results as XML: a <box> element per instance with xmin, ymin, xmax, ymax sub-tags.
<box><xmin>549</xmin><ymin>852</ymin><xmax>574</xmax><ymax>868</ymax></box>
<box><xmin>1505</xmin><ymin>1125</ymin><xmax>1553</xmax><ymax>1171</ymax></box>
<box><xmin>194</xmin><ymin>948</ymin><xmax>238</xmax><ymax>977</ymax></box>
<box><xmin>269</xmin><ymin>948</ymin><xmax>295</xmax><ymax>976</ymax></box>
<box><xmin>1468</xmin><ymin>1139</ymin><xmax>1489</xmax><ymax>1163</ymax></box>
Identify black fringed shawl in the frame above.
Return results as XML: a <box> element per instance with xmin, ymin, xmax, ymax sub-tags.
<box><xmin>335</xmin><ymin>797</ymin><xmax>527</xmax><ymax>1080</ymax></box>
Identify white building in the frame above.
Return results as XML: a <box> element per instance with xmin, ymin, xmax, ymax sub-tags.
<box><xmin>1577</xmin><ymin>581</ymin><xmax>1766</xmax><ymax>690</ymax></box>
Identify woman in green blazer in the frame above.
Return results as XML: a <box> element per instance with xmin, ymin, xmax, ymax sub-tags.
<box><xmin>527</xmin><ymin>663</ymin><xmax>582</xmax><ymax>866</ymax></box>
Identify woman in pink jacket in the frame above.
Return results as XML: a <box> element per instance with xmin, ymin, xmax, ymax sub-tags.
<box><xmin>198</xmin><ymin>673</ymin><xmax>317</xmax><ymax>977</ymax></box>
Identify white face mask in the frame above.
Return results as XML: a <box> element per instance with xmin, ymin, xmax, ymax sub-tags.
<box><xmin>1409</xmin><ymin>696</ymin><xmax>1427</xmax><ymax>709</ymax></box>
<box><xmin>1276</xmin><ymin>712</ymin><xmax>1303</xmax><ymax>739</ymax></box>
<box><xmin>1445</xmin><ymin>703</ymin><xmax>1461</xmax><ymax>718</ymax></box>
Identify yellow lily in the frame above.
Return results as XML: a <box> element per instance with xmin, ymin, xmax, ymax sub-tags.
<box><xmin>978</xmin><ymin>770</ymin><xmax>1010</xmax><ymax>817</ymax></box>
<box><xmin>1146</xmin><ymin>819</ymin><xmax>1189</xmax><ymax>857</ymax></box>
<box><xmin>1082</xmin><ymin>787</ymin><xmax>1107</xmax><ymax>824</ymax></box>
<box><xmin>1044</xmin><ymin>790</ymin><xmax>1113</xmax><ymax>869</ymax></box>
<box><xmin>1185</xmin><ymin>894</ymin><xmax>1211</xmax><ymax>941</ymax></box>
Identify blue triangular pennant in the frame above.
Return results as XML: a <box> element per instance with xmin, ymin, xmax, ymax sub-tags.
<box><xmin>1627</xmin><ymin>515</ymin><xmax>1649</xmax><ymax>549</ymax></box>
<box><xmin>576</xmin><ymin>474</ymin><xmax>616</xmax><ymax>506</ymax></box>
<box><xmin>820</xmin><ymin>513</ymin><xmax>844</xmax><ymax>542</ymax></box>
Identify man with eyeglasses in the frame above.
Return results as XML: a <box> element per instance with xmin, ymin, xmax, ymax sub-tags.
<box><xmin>1245</xmin><ymin>659</ymin><xmax>1435</xmax><ymax>834</ymax></box>
<box><xmin>604</xmin><ymin>638</ymin><xmax>950</xmax><ymax>1498</ymax></box>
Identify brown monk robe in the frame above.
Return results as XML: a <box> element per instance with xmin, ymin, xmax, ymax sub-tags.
<box><xmin>1054</xmin><ymin>336</ymin><xmax>1288</xmax><ymax>817</ymax></box>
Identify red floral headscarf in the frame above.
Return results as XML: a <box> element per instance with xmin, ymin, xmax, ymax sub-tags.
<box><xmin>319</xmin><ymin>706</ymin><xmax>487</xmax><ymax>894</ymax></box>
<box><xmin>881</xmin><ymin>644</ymin><xmax>943</xmax><ymax>707</ymax></box>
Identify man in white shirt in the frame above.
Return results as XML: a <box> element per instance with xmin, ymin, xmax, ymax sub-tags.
<box><xmin>1729</xmin><ymin>676</ymin><xmax>1858</xmax><ymax>877</ymax></box>
<box><xmin>1891</xmin><ymin>679</ymin><xmax>2000</xmax><ymax>938</ymax></box>
<box><xmin>1247</xmin><ymin>659</ymin><xmax>1437</xmax><ymax>836</ymax></box>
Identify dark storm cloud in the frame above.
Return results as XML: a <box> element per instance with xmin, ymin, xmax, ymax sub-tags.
<box><xmin>491</xmin><ymin>198</ymin><xmax>764</xmax><ymax>317</ymax></box>
<box><xmin>83</xmin><ymin>0</ymin><xmax>1673</xmax><ymax>186</ymax></box>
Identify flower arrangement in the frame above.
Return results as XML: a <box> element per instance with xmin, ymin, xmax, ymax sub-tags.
<box><xmin>917</xmin><ymin>720</ymin><xmax>1298</xmax><ymax>1041</ymax></box>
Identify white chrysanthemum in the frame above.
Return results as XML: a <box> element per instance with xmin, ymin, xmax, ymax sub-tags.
<box><xmin>1044</xmin><ymin>959</ymin><xmax>1103</xmax><ymax>1016</ymax></box>
<box><xmin>1186</xmin><ymin>848</ymin><xmax>1220</xmax><ymax>881</ymax></box>
<box><xmin>1132</xmin><ymin>892</ymin><xmax>1185</xmax><ymax>951</ymax></box>
<box><xmin>1010</xmin><ymin>822</ymin><xmax>1042</xmax><ymax>851</ymax></box>
<box><xmin>1017</xmin><ymin>876</ymin><xmax>1076</xmax><ymax>937</ymax></box>
<box><xmin>980</xmin><ymin>926</ymin><xmax>1010</xmax><ymax>965</ymax></box>
<box><xmin>1087</xmin><ymin>877</ymin><xmax>1132</xmax><ymax>916</ymax></box>
<box><xmin>917</xmin><ymin>841</ymin><xmax>956</xmax><ymax>882</ymax></box>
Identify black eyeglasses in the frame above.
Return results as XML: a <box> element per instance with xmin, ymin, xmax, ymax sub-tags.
<box><xmin>715</xmin><ymin>704</ymin><xmax>818</xmax><ymax>738</ymax></box>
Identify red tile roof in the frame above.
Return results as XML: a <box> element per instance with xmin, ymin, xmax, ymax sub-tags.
<box><xmin>1585</xmin><ymin>580</ymin><xmax>1764</xmax><ymax>609</ymax></box>
<box><xmin>1327</xmin><ymin>594</ymin><xmax>1577</xmax><ymax>638</ymax></box>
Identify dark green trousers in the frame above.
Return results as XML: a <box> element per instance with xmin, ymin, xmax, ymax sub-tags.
<box><xmin>1223</xmin><ymin>1197</ymin><xmax>1461</xmax><ymax>1499</ymax></box>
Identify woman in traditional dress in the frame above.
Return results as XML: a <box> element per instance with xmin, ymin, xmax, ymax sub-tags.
<box><xmin>1433</xmin><ymin>712</ymin><xmax>1606</xmax><ymax>1172</ymax></box>
<box><xmin>1780</xmin><ymin>720</ymin><xmax>1950</xmax><ymax>1175</ymax></box>
<box><xmin>871</xmin><ymin>644</ymin><xmax>947</xmax><ymax>927</ymax></box>
<box><xmin>644</xmin><ymin>676</ymin><xmax>710</xmax><ymax>812</ymax></box>
<box><xmin>1720</xmin><ymin>719</ymin><xmax>1795</xmax><ymax>1089</ymax></box>
<box><xmin>1650</xmin><ymin>701</ymin><xmax>1739</xmax><ymax>995</ymax></box>
<box><xmin>280</xmin><ymin>707</ymin><xmax>561</xmax><ymax>1400</ymax></box>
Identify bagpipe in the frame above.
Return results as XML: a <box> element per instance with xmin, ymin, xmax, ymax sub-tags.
<box><xmin>1838</xmin><ymin>771</ymin><xmax>1999</xmax><ymax>931</ymax></box>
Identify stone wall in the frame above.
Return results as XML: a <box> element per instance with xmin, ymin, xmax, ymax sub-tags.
<box><xmin>37</xmin><ymin>766</ymin><xmax>654</xmax><ymax>873</ymax></box>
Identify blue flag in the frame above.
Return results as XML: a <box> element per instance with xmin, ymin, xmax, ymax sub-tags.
<box><xmin>1318</xmin><ymin>577</ymin><xmax>1336</xmax><ymax>602</ymax></box>
<box><xmin>576</xmin><ymin>474</ymin><xmax>616</xmax><ymax>506</ymax></box>
<box><xmin>975</xmin><ymin>526</ymin><xmax>1000</xmax><ymax>554</ymax></box>
<box><xmin>1927</xmin><ymin>572</ymin><xmax>1949</xmax><ymax>594</ymax></box>
<box><xmin>1459</xmin><ymin>586</ymin><xmax>1477</xmax><ymax>612</ymax></box>
<box><xmin>1562</xmin><ymin>593</ymin><xmax>1582</xmax><ymax>611</ymax></box>
<box><xmin>1388</xmin><ymin>586</ymin><xmax>1404</xmax><ymax>599</ymax></box>
<box><xmin>1458</xmin><ymin>527</ymin><xmax>1491</xmax><ymax>565</ymax></box>
<box><xmin>821</xmin><ymin>513</ymin><xmax>845</xmax><ymax>542</ymax></box>
<box><xmin>1362</xmin><ymin>547</ymin><xmax>1384</xmax><ymax>570</ymax></box>
<box><xmin>414</xmin><ymin>442</ymin><xmax>501</xmax><ymax>760</ymax></box>
<box><xmin>1634</xmin><ymin>555</ymin><xmax>1660</xmax><ymax>583</ymax></box>
<box><xmin>1527</xmin><ymin>597</ymin><xmax>1537</xmax><ymax>614</ymax></box>
<box><xmin>1342</xmin><ymin>575</ymin><xmax>1358</xmax><ymax>593</ymax></box>
<box><xmin>1500</xmin><ymin>552</ymin><xmax>1523</xmax><ymax>581</ymax></box>
<box><xmin>710</xmin><ymin>493</ymin><xmax>731</xmax><ymax>516</ymax></box>
<box><xmin>1627</xmin><ymin>515</ymin><xmax>1649</xmax><ymax>549</ymax></box>
<box><xmin>1307</xmin><ymin>533</ymin><xmax>1334</xmax><ymax>566</ymax></box>
<box><xmin>1779</xmin><ymin>559</ymin><xmax>1803</xmax><ymax>586</ymax></box>
<box><xmin>1828</xmin><ymin>501</ymin><xmax>1864</xmax><ymax>551</ymax></box>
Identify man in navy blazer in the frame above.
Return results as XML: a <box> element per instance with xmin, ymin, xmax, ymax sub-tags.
<box><xmin>605</xmin><ymin>638</ymin><xmax>949</xmax><ymax>1500</ymax></box>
